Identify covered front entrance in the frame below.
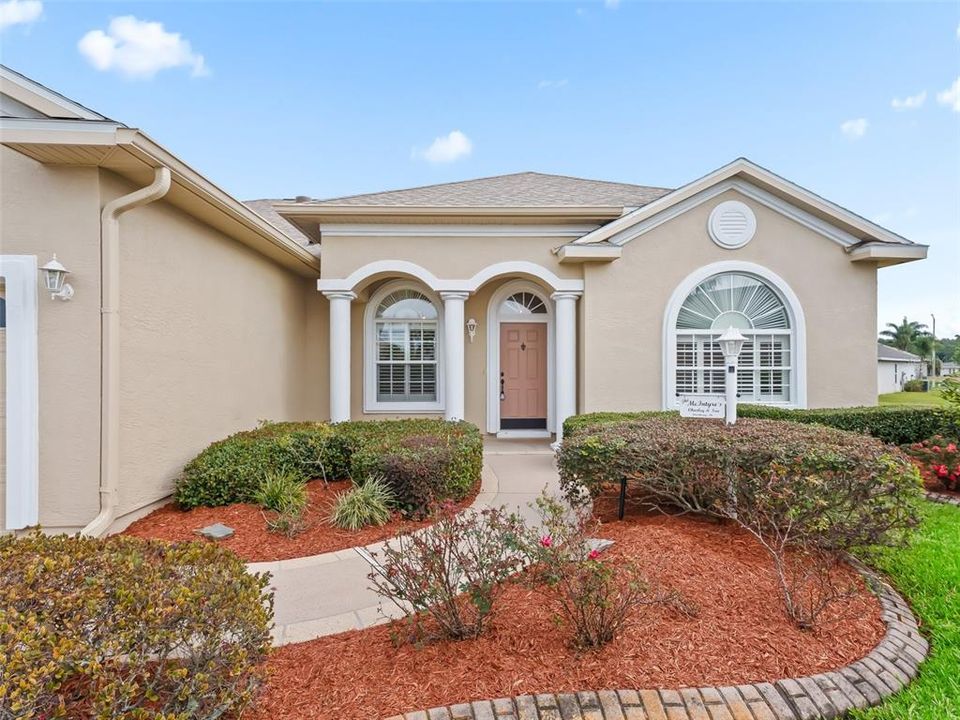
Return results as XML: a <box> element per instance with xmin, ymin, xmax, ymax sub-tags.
<box><xmin>499</xmin><ymin>322</ymin><xmax>548</xmax><ymax>430</ymax></box>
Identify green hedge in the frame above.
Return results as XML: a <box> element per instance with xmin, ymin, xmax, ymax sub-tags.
<box><xmin>175</xmin><ymin>419</ymin><xmax>482</xmax><ymax>512</ymax></box>
<box><xmin>0</xmin><ymin>533</ymin><xmax>271</xmax><ymax>720</ymax></box>
<box><xmin>563</xmin><ymin>405</ymin><xmax>960</xmax><ymax>445</ymax></box>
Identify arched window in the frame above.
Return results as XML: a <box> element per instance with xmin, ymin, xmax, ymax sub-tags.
<box><xmin>674</xmin><ymin>273</ymin><xmax>794</xmax><ymax>403</ymax></box>
<box><xmin>501</xmin><ymin>291</ymin><xmax>547</xmax><ymax>316</ymax></box>
<box><xmin>367</xmin><ymin>285</ymin><xmax>441</xmax><ymax>409</ymax></box>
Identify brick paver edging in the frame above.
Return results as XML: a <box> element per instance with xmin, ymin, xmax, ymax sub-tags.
<box><xmin>386</xmin><ymin>565</ymin><xmax>927</xmax><ymax>720</ymax></box>
<box><xmin>925</xmin><ymin>489</ymin><xmax>960</xmax><ymax>507</ymax></box>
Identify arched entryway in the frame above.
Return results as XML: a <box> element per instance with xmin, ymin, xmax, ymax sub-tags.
<box><xmin>486</xmin><ymin>281</ymin><xmax>554</xmax><ymax>437</ymax></box>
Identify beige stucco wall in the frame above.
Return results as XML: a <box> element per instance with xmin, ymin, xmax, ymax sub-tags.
<box><xmin>104</xmin><ymin>171</ymin><xmax>327</xmax><ymax>522</ymax></box>
<box><xmin>582</xmin><ymin>188</ymin><xmax>878</xmax><ymax>411</ymax></box>
<box><xmin>0</xmin><ymin>147</ymin><xmax>328</xmax><ymax>532</ymax></box>
<box><xmin>0</xmin><ymin>146</ymin><xmax>103</xmax><ymax>530</ymax></box>
<box><xmin>320</xmin><ymin>234</ymin><xmax>580</xmax><ymax>281</ymax></box>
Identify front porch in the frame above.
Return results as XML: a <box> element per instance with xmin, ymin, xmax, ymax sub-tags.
<box><xmin>318</xmin><ymin>261</ymin><xmax>584</xmax><ymax>440</ymax></box>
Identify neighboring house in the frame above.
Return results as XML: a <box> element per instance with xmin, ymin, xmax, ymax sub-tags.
<box><xmin>0</xmin><ymin>67</ymin><xmax>927</xmax><ymax>535</ymax></box>
<box><xmin>877</xmin><ymin>343</ymin><xmax>925</xmax><ymax>394</ymax></box>
<box><xmin>941</xmin><ymin>361</ymin><xmax>960</xmax><ymax>377</ymax></box>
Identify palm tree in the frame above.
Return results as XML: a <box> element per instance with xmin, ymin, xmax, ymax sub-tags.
<box><xmin>913</xmin><ymin>334</ymin><xmax>935</xmax><ymax>375</ymax></box>
<box><xmin>879</xmin><ymin>317</ymin><xmax>928</xmax><ymax>351</ymax></box>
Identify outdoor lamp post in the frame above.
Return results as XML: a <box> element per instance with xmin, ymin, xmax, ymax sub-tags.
<box><xmin>717</xmin><ymin>325</ymin><xmax>746</xmax><ymax>425</ymax></box>
<box><xmin>40</xmin><ymin>254</ymin><xmax>74</xmax><ymax>301</ymax></box>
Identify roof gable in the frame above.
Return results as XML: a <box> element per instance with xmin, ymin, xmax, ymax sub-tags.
<box><xmin>877</xmin><ymin>343</ymin><xmax>923</xmax><ymax>362</ymax></box>
<box><xmin>572</xmin><ymin>158</ymin><xmax>922</xmax><ymax>251</ymax></box>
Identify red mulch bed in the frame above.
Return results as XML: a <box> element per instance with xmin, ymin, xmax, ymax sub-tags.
<box><xmin>250</xmin><ymin>502</ymin><xmax>885</xmax><ymax>720</ymax></box>
<box><xmin>122</xmin><ymin>480</ymin><xmax>479</xmax><ymax>562</ymax></box>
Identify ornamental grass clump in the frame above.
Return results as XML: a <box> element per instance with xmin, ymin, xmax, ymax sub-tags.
<box><xmin>367</xmin><ymin>503</ymin><xmax>525</xmax><ymax>641</ymax></box>
<box><xmin>329</xmin><ymin>475</ymin><xmax>395</xmax><ymax>530</ymax></box>
<box><xmin>0</xmin><ymin>533</ymin><xmax>272</xmax><ymax>720</ymax></box>
<box><xmin>254</xmin><ymin>471</ymin><xmax>309</xmax><ymax>536</ymax></box>
<box><xmin>520</xmin><ymin>494</ymin><xmax>679</xmax><ymax>649</ymax></box>
<box><xmin>557</xmin><ymin>416</ymin><xmax>923</xmax><ymax>629</ymax></box>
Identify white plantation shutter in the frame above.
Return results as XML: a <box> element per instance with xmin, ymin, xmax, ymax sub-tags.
<box><xmin>375</xmin><ymin>292</ymin><xmax>439</xmax><ymax>403</ymax></box>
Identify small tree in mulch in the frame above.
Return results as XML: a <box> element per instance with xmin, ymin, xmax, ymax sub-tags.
<box><xmin>367</xmin><ymin>503</ymin><xmax>526</xmax><ymax>641</ymax></box>
<box><xmin>519</xmin><ymin>494</ymin><xmax>682</xmax><ymax>650</ymax></box>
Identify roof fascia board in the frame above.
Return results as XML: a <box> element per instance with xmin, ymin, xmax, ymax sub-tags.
<box><xmin>847</xmin><ymin>242</ymin><xmax>928</xmax><ymax>266</ymax></box>
<box><xmin>573</xmin><ymin>158</ymin><xmax>916</xmax><ymax>247</ymax></box>
<box><xmin>276</xmin><ymin>203</ymin><xmax>624</xmax><ymax>220</ymax></box>
<box><xmin>318</xmin><ymin>223</ymin><xmax>599</xmax><ymax>238</ymax></box>
<box><xmin>555</xmin><ymin>244</ymin><xmax>622</xmax><ymax>263</ymax></box>
<box><xmin>604</xmin><ymin>178</ymin><xmax>862</xmax><ymax>249</ymax></box>
<box><xmin>0</xmin><ymin>117</ymin><xmax>123</xmax><ymax>141</ymax></box>
<box><xmin>0</xmin><ymin>67</ymin><xmax>106</xmax><ymax>120</ymax></box>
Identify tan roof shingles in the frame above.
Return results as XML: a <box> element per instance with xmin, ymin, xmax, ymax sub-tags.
<box><xmin>244</xmin><ymin>199</ymin><xmax>314</xmax><ymax>247</ymax></box>
<box><xmin>303</xmin><ymin>171</ymin><xmax>672</xmax><ymax>208</ymax></box>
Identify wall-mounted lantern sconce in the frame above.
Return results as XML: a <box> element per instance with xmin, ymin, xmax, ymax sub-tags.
<box><xmin>40</xmin><ymin>254</ymin><xmax>74</xmax><ymax>301</ymax></box>
<box><xmin>466</xmin><ymin>317</ymin><xmax>478</xmax><ymax>343</ymax></box>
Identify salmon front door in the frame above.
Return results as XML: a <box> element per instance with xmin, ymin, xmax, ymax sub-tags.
<box><xmin>499</xmin><ymin>323</ymin><xmax>548</xmax><ymax>429</ymax></box>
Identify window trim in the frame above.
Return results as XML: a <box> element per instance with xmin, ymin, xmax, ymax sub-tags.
<box><xmin>662</xmin><ymin>262</ymin><xmax>806</xmax><ymax>410</ymax></box>
<box><xmin>363</xmin><ymin>280</ymin><xmax>445</xmax><ymax>413</ymax></box>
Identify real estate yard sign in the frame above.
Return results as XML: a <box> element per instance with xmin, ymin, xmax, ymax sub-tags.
<box><xmin>679</xmin><ymin>395</ymin><xmax>725</xmax><ymax>419</ymax></box>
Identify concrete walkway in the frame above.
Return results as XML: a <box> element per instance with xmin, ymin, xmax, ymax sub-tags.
<box><xmin>250</xmin><ymin>437</ymin><xmax>558</xmax><ymax>645</ymax></box>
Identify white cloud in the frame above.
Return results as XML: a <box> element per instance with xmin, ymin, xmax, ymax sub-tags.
<box><xmin>0</xmin><ymin>0</ymin><xmax>42</xmax><ymax>30</ymax></box>
<box><xmin>538</xmin><ymin>79</ymin><xmax>568</xmax><ymax>90</ymax></box>
<box><xmin>412</xmin><ymin>130</ymin><xmax>473</xmax><ymax>164</ymax></box>
<box><xmin>936</xmin><ymin>77</ymin><xmax>960</xmax><ymax>112</ymax></box>
<box><xmin>78</xmin><ymin>16</ymin><xmax>208</xmax><ymax>79</ymax></box>
<box><xmin>840</xmin><ymin>118</ymin><xmax>868</xmax><ymax>139</ymax></box>
<box><xmin>891</xmin><ymin>90</ymin><xmax>926</xmax><ymax>110</ymax></box>
<box><xmin>604</xmin><ymin>0</ymin><xmax>621</xmax><ymax>8</ymax></box>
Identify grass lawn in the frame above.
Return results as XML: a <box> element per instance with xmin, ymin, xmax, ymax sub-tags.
<box><xmin>853</xmin><ymin>501</ymin><xmax>960</xmax><ymax>719</ymax></box>
<box><xmin>878</xmin><ymin>389</ymin><xmax>949</xmax><ymax>408</ymax></box>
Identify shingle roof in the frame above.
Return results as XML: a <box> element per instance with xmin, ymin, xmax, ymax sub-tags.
<box><xmin>877</xmin><ymin>342</ymin><xmax>923</xmax><ymax>362</ymax></box>
<box><xmin>300</xmin><ymin>172</ymin><xmax>672</xmax><ymax>208</ymax></box>
<box><xmin>244</xmin><ymin>199</ymin><xmax>313</xmax><ymax>247</ymax></box>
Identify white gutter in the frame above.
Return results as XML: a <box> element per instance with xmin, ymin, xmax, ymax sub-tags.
<box><xmin>82</xmin><ymin>166</ymin><xmax>171</xmax><ymax>537</ymax></box>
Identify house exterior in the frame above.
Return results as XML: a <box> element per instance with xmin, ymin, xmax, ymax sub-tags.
<box><xmin>942</xmin><ymin>361</ymin><xmax>959</xmax><ymax>377</ymax></box>
<box><xmin>877</xmin><ymin>343</ymin><xmax>925</xmax><ymax>394</ymax></box>
<box><xmin>0</xmin><ymin>66</ymin><xmax>927</xmax><ymax>535</ymax></box>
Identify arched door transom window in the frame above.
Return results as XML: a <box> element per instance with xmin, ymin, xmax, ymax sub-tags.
<box><xmin>501</xmin><ymin>291</ymin><xmax>547</xmax><ymax>316</ymax></box>
<box><xmin>374</xmin><ymin>288</ymin><xmax>439</xmax><ymax>404</ymax></box>
<box><xmin>675</xmin><ymin>273</ymin><xmax>793</xmax><ymax>403</ymax></box>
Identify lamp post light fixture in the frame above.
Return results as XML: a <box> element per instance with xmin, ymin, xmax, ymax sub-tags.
<box><xmin>466</xmin><ymin>317</ymin><xmax>478</xmax><ymax>343</ymax></box>
<box><xmin>717</xmin><ymin>325</ymin><xmax>746</xmax><ymax>425</ymax></box>
<box><xmin>40</xmin><ymin>254</ymin><xmax>74</xmax><ymax>301</ymax></box>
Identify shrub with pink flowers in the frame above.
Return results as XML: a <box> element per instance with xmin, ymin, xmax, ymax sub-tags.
<box><xmin>367</xmin><ymin>503</ymin><xmax>525</xmax><ymax>641</ymax></box>
<box><xmin>904</xmin><ymin>435</ymin><xmax>960</xmax><ymax>491</ymax></box>
<box><xmin>520</xmin><ymin>494</ymin><xmax>679</xmax><ymax>649</ymax></box>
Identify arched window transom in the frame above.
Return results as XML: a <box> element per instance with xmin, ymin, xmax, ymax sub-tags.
<box><xmin>373</xmin><ymin>287</ymin><xmax>439</xmax><ymax>404</ymax></box>
<box><xmin>501</xmin><ymin>291</ymin><xmax>547</xmax><ymax>316</ymax></box>
<box><xmin>675</xmin><ymin>272</ymin><xmax>793</xmax><ymax>404</ymax></box>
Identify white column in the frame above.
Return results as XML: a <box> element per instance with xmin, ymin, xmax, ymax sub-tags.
<box><xmin>323</xmin><ymin>291</ymin><xmax>356</xmax><ymax>423</ymax></box>
<box><xmin>551</xmin><ymin>291</ymin><xmax>580</xmax><ymax>442</ymax></box>
<box><xmin>440</xmin><ymin>291</ymin><xmax>470</xmax><ymax>421</ymax></box>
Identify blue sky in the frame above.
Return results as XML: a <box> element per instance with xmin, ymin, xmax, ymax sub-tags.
<box><xmin>3</xmin><ymin>1</ymin><xmax>959</xmax><ymax>335</ymax></box>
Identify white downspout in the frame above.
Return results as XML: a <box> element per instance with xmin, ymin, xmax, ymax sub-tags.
<box><xmin>82</xmin><ymin>167</ymin><xmax>171</xmax><ymax>537</ymax></box>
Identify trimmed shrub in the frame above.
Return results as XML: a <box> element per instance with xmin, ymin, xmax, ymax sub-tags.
<box><xmin>329</xmin><ymin>475</ymin><xmax>395</xmax><ymax>530</ymax></box>
<box><xmin>903</xmin><ymin>378</ymin><xmax>925</xmax><ymax>392</ymax></box>
<box><xmin>175</xmin><ymin>419</ymin><xmax>482</xmax><ymax>514</ymax></box>
<box><xmin>349</xmin><ymin>421</ymin><xmax>482</xmax><ymax>517</ymax></box>
<box><xmin>564</xmin><ymin>405</ymin><xmax>960</xmax><ymax>446</ymax></box>
<box><xmin>0</xmin><ymin>533</ymin><xmax>272</xmax><ymax>720</ymax></box>
<box><xmin>176</xmin><ymin>422</ymin><xmax>334</xmax><ymax>508</ymax></box>
<box><xmin>558</xmin><ymin>416</ymin><xmax>922</xmax><ymax>628</ymax></box>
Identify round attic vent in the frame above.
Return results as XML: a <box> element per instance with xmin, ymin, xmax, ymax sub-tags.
<box><xmin>708</xmin><ymin>200</ymin><xmax>756</xmax><ymax>249</ymax></box>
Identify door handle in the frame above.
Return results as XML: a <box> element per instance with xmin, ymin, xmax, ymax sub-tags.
<box><xmin>500</xmin><ymin>372</ymin><xmax>505</xmax><ymax>401</ymax></box>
